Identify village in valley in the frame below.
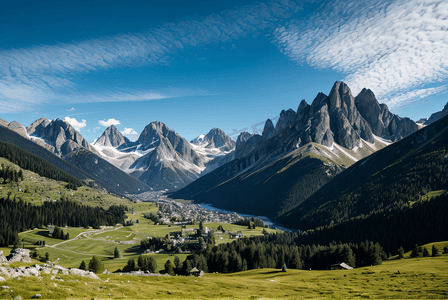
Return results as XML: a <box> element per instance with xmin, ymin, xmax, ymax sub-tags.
<box><xmin>125</xmin><ymin>191</ymin><xmax>265</xmax><ymax>254</ymax></box>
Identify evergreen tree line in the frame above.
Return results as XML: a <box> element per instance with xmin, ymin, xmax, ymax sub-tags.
<box><xmin>52</xmin><ymin>226</ymin><xmax>69</xmax><ymax>240</ymax></box>
<box><xmin>0</xmin><ymin>198</ymin><xmax>127</xmax><ymax>246</ymax></box>
<box><xmin>235</xmin><ymin>217</ymin><xmax>265</xmax><ymax>228</ymax></box>
<box><xmin>0</xmin><ymin>141</ymin><xmax>83</xmax><ymax>189</ymax></box>
<box><xmin>288</xmin><ymin>149</ymin><xmax>448</xmax><ymax>229</ymax></box>
<box><xmin>119</xmin><ymin>255</ymin><xmax>158</xmax><ymax>273</ymax></box>
<box><xmin>179</xmin><ymin>233</ymin><xmax>386</xmax><ymax>274</ymax></box>
<box><xmin>293</xmin><ymin>192</ymin><xmax>448</xmax><ymax>254</ymax></box>
<box><xmin>0</xmin><ymin>164</ymin><xmax>23</xmax><ymax>183</ymax></box>
<box><xmin>140</xmin><ymin>236</ymin><xmax>170</xmax><ymax>251</ymax></box>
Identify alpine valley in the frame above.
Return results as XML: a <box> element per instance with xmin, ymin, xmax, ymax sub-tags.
<box><xmin>0</xmin><ymin>81</ymin><xmax>435</xmax><ymax>221</ymax></box>
<box><xmin>1</xmin><ymin>81</ymin><xmax>448</xmax><ymax>299</ymax></box>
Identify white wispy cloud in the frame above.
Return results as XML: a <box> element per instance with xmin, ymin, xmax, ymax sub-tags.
<box><xmin>383</xmin><ymin>85</ymin><xmax>448</xmax><ymax>110</ymax></box>
<box><xmin>0</xmin><ymin>0</ymin><xmax>303</xmax><ymax>112</ymax></box>
<box><xmin>121</xmin><ymin>127</ymin><xmax>138</xmax><ymax>135</ymax></box>
<box><xmin>64</xmin><ymin>116</ymin><xmax>86</xmax><ymax>132</ymax></box>
<box><xmin>99</xmin><ymin>118</ymin><xmax>121</xmax><ymax>127</ymax></box>
<box><xmin>67</xmin><ymin>107</ymin><xmax>75</xmax><ymax>111</ymax></box>
<box><xmin>274</xmin><ymin>0</ymin><xmax>448</xmax><ymax>108</ymax></box>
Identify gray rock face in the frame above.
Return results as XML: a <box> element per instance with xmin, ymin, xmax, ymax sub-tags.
<box><xmin>328</xmin><ymin>82</ymin><xmax>374</xmax><ymax>148</ymax></box>
<box><xmin>235</xmin><ymin>134</ymin><xmax>262</xmax><ymax>158</ymax></box>
<box><xmin>274</xmin><ymin>109</ymin><xmax>296</xmax><ymax>134</ymax></box>
<box><xmin>127</xmin><ymin>121</ymin><xmax>205</xmax><ymax>190</ymax></box>
<box><xmin>26</xmin><ymin>118</ymin><xmax>94</xmax><ymax>157</ymax></box>
<box><xmin>191</xmin><ymin>128</ymin><xmax>235</xmax><ymax>151</ymax></box>
<box><xmin>95</xmin><ymin>125</ymin><xmax>131</xmax><ymax>148</ymax></box>
<box><xmin>355</xmin><ymin>88</ymin><xmax>418</xmax><ymax>141</ymax></box>
<box><xmin>262</xmin><ymin>119</ymin><xmax>275</xmax><ymax>141</ymax></box>
<box><xmin>236</xmin><ymin>132</ymin><xmax>253</xmax><ymax>149</ymax></box>
<box><xmin>7</xmin><ymin>121</ymin><xmax>28</xmax><ymax>138</ymax></box>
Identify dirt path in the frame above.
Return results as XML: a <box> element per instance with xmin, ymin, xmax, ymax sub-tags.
<box><xmin>48</xmin><ymin>226</ymin><xmax>124</xmax><ymax>247</ymax></box>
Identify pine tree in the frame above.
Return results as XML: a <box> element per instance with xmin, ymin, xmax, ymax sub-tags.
<box><xmin>431</xmin><ymin>245</ymin><xmax>439</xmax><ymax>257</ymax></box>
<box><xmin>79</xmin><ymin>260</ymin><xmax>86</xmax><ymax>270</ymax></box>
<box><xmin>174</xmin><ymin>256</ymin><xmax>181</xmax><ymax>274</ymax></box>
<box><xmin>114</xmin><ymin>246</ymin><xmax>121</xmax><ymax>258</ymax></box>
<box><xmin>164</xmin><ymin>259</ymin><xmax>175</xmax><ymax>275</ymax></box>
<box><xmin>45</xmin><ymin>252</ymin><xmax>50</xmax><ymax>262</ymax></box>
<box><xmin>422</xmin><ymin>247</ymin><xmax>430</xmax><ymax>257</ymax></box>
<box><xmin>410</xmin><ymin>244</ymin><xmax>419</xmax><ymax>258</ymax></box>
<box><xmin>148</xmin><ymin>257</ymin><xmax>157</xmax><ymax>273</ymax></box>
<box><xmin>443</xmin><ymin>246</ymin><xmax>448</xmax><ymax>254</ymax></box>
<box><xmin>397</xmin><ymin>247</ymin><xmax>404</xmax><ymax>259</ymax></box>
<box><xmin>88</xmin><ymin>256</ymin><xmax>104</xmax><ymax>274</ymax></box>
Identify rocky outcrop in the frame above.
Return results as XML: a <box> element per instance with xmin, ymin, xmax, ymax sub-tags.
<box><xmin>235</xmin><ymin>134</ymin><xmax>262</xmax><ymax>158</ymax></box>
<box><xmin>191</xmin><ymin>128</ymin><xmax>235</xmax><ymax>151</ymax></box>
<box><xmin>262</xmin><ymin>119</ymin><xmax>275</xmax><ymax>141</ymax></box>
<box><xmin>6</xmin><ymin>248</ymin><xmax>32</xmax><ymax>263</ymax></box>
<box><xmin>7</xmin><ymin>121</ymin><xmax>28</xmax><ymax>138</ymax></box>
<box><xmin>274</xmin><ymin>109</ymin><xmax>296</xmax><ymax>135</ymax></box>
<box><xmin>27</xmin><ymin>118</ymin><xmax>94</xmax><ymax>157</ymax></box>
<box><xmin>95</xmin><ymin>125</ymin><xmax>131</xmax><ymax>148</ymax></box>
<box><xmin>355</xmin><ymin>88</ymin><xmax>417</xmax><ymax>141</ymax></box>
<box><xmin>0</xmin><ymin>263</ymin><xmax>99</xmax><ymax>280</ymax></box>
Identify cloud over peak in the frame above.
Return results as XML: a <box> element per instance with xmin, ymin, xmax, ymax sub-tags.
<box><xmin>64</xmin><ymin>116</ymin><xmax>86</xmax><ymax>132</ymax></box>
<box><xmin>99</xmin><ymin>118</ymin><xmax>121</xmax><ymax>127</ymax></box>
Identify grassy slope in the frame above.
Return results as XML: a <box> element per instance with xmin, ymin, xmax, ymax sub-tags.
<box><xmin>16</xmin><ymin>201</ymin><xmax>278</xmax><ymax>273</ymax></box>
<box><xmin>0</xmin><ymin>157</ymin><xmax>129</xmax><ymax>208</ymax></box>
<box><xmin>1</xmin><ymin>242</ymin><xmax>447</xmax><ymax>299</ymax></box>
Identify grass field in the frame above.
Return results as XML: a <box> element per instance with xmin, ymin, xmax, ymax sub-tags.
<box><xmin>0</xmin><ymin>157</ymin><xmax>131</xmax><ymax>208</ymax></box>
<box><xmin>16</xmin><ymin>199</ymin><xmax>277</xmax><ymax>274</ymax></box>
<box><xmin>1</xmin><ymin>243</ymin><xmax>447</xmax><ymax>299</ymax></box>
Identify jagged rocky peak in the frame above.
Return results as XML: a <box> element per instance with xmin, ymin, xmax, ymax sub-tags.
<box><xmin>27</xmin><ymin>118</ymin><xmax>51</xmax><ymax>136</ymax></box>
<box><xmin>26</xmin><ymin>118</ymin><xmax>93</xmax><ymax>156</ymax></box>
<box><xmin>191</xmin><ymin>128</ymin><xmax>236</xmax><ymax>150</ymax></box>
<box><xmin>262</xmin><ymin>119</ymin><xmax>275</xmax><ymax>141</ymax></box>
<box><xmin>236</xmin><ymin>131</ymin><xmax>253</xmax><ymax>149</ymax></box>
<box><xmin>274</xmin><ymin>108</ymin><xmax>296</xmax><ymax>134</ymax></box>
<box><xmin>355</xmin><ymin>87</ymin><xmax>417</xmax><ymax>141</ymax></box>
<box><xmin>95</xmin><ymin>125</ymin><xmax>131</xmax><ymax>148</ymax></box>
<box><xmin>137</xmin><ymin>121</ymin><xmax>194</xmax><ymax>158</ymax></box>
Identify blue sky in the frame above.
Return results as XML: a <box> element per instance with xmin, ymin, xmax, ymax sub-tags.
<box><xmin>1</xmin><ymin>0</ymin><xmax>447</xmax><ymax>142</ymax></box>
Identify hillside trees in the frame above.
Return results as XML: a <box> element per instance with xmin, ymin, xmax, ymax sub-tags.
<box><xmin>0</xmin><ymin>141</ymin><xmax>83</xmax><ymax>189</ymax></box>
<box><xmin>88</xmin><ymin>256</ymin><xmax>104</xmax><ymax>274</ymax></box>
<box><xmin>0</xmin><ymin>198</ymin><xmax>127</xmax><ymax>247</ymax></box>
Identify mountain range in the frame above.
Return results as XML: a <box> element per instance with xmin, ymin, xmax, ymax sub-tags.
<box><xmin>171</xmin><ymin>81</ymin><xmax>419</xmax><ymax>218</ymax></box>
<box><xmin>0</xmin><ymin>80</ymin><xmax>445</xmax><ymax>231</ymax></box>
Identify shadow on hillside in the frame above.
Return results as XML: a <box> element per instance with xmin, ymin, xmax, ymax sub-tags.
<box><xmin>123</xmin><ymin>245</ymin><xmax>141</xmax><ymax>254</ymax></box>
<box><xmin>259</xmin><ymin>270</ymin><xmax>283</xmax><ymax>275</ymax></box>
<box><xmin>34</xmin><ymin>230</ymin><xmax>51</xmax><ymax>238</ymax></box>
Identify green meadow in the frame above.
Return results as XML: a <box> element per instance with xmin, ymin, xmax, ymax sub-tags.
<box><xmin>1</xmin><ymin>242</ymin><xmax>447</xmax><ymax>299</ymax></box>
<box><xmin>15</xmin><ymin>199</ymin><xmax>278</xmax><ymax>273</ymax></box>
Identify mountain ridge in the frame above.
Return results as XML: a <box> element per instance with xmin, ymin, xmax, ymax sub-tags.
<box><xmin>171</xmin><ymin>81</ymin><xmax>418</xmax><ymax>219</ymax></box>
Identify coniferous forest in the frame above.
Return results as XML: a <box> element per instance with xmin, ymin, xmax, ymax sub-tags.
<box><xmin>0</xmin><ymin>198</ymin><xmax>127</xmax><ymax>246</ymax></box>
<box><xmin>0</xmin><ymin>141</ymin><xmax>83</xmax><ymax>189</ymax></box>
